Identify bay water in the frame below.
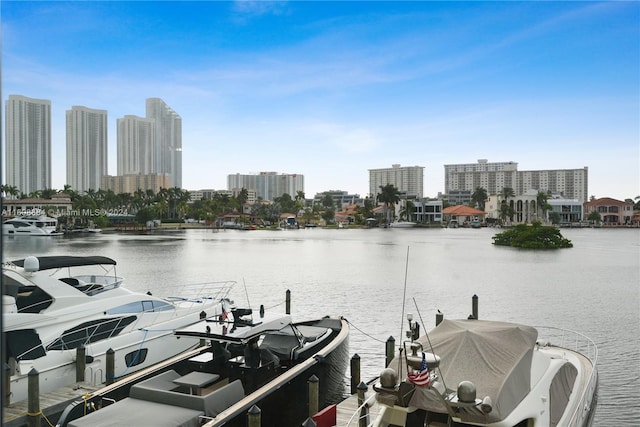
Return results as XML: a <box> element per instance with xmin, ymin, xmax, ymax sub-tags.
<box><xmin>3</xmin><ymin>227</ymin><xmax>639</xmax><ymax>425</ymax></box>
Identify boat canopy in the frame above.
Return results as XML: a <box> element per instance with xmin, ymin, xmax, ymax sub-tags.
<box><xmin>175</xmin><ymin>311</ymin><xmax>294</xmax><ymax>344</ymax></box>
<box><xmin>398</xmin><ymin>319</ymin><xmax>538</xmax><ymax>424</ymax></box>
<box><xmin>11</xmin><ymin>256</ymin><xmax>117</xmax><ymax>271</ymax></box>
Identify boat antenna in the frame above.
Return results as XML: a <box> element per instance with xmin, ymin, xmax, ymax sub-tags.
<box><xmin>413</xmin><ymin>297</ymin><xmax>448</xmax><ymax>393</ymax></box>
<box><xmin>399</xmin><ymin>246</ymin><xmax>410</xmax><ymax>347</ymax></box>
<box><xmin>242</xmin><ymin>278</ymin><xmax>253</xmax><ymax>317</ymax></box>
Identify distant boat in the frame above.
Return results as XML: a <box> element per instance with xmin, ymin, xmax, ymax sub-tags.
<box><xmin>2</xmin><ymin>215</ymin><xmax>62</xmax><ymax>236</ymax></box>
<box><xmin>390</xmin><ymin>221</ymin><xmax>416</xmax><ymax>228</ymax></box>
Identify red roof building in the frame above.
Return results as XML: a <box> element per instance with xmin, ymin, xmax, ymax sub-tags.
<box><xmin>442</xmin><ymin>205</ymin><xmax>486</xmax><ymax>226</ymax></box>
<box><xmin>583</xmin><ymin>198</ymin><xmax>634</xmax><ymax>225</ymax></box>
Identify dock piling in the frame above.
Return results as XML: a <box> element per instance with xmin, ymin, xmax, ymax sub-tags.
<box><xmin>308</xmin><ymin>374</ymin><xmax>319</xmax><ymax>417</ymax></box>
<box><xmin>3</xmin><ymin>363</ymin><xmax>10</xmax><ymax>407</ymax></box>
<box><xmin>76</xmin><ymin>345</ymin><xmax>86</xmax><ymax>382</ymax></box>
<box><xmin>106</xmin><ymin>348</ymin><xmax>115</xmax><ymax>385</ymax></box>
<box><xmin>247</xmin><ymin>404</ymin><xmax>261</xmax><ymax>427</ymax></box>
<box><xmin>350</xmin><ymin>354</ymin><xmax>361</xmax><ymax>395</ymax></box>
<box><xmin>27</xmin><ymin>368</ymin><xmax>40</xmax><ymax>427</ymax></box>
<box><xmin>436</xmin><ymin>310</ymin><xmax>444</xmax><ymax>326</ymax></box>
<box><xmin>286</xmin><ymin>289</ymin><xmax>291</xmax><ymax>314</ymax></box>
<box><xmin>472</xmin><ymin>294</ymin><xmax>479</xmax><ymax>320</ymax></box>
<box><xmin>357</xmin><ymin>381</ymin><xmax>369</xmax><ymax>427</ymax></box>
<box><xmin>385</xmin><ymin>336</ymin><xmax>395</xmax><ymax>368</ymax></box>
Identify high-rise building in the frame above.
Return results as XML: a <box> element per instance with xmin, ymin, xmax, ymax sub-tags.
<box><xmin>369</xmin><ymin>164</ymin><xmax>424</xmax><ymax>198</ymax></box>
<box><xmin>117</xmin><ymin>115</ymin><xmax>155</xmax><ymax>176</ymax></box>
<box><xmin>227</xmin><ymin>172</ymin><xmax>304</xmax><ymax>201</ymax></box>
<box><xmin>66</xmin><ymin>106</ymin><xmax>108</xmax><ymax>192</ymax></box>
<box><xmin>444</xmin><ymin>159</ymin><xmax>589</xmax><ymax>203</ymax></box>
<box><xmin>5</xmin><ymin>95</ymin><xmax>52</xmax><ymax>195</ymax></box>
<box><xmin>146</xmin><ymin>98</ymin><xmax>182</xmax><ymax>188</ymax></box>
<box><xmin>102</xmin><ymin>173</ymin><xmax>171</xmax><ymax>195</ymax></box>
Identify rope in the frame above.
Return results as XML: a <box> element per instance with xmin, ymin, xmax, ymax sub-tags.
<box><xmin>26</xmin><ymin>409</ymin><xmax>55</xmax><ymax>427</ymax></box>
<box><xmin>116</xmin><ymin>328</ymin><xmax>149</xmax><ymax>377</ymax></box>
<box><xmin>346</xmin><ymin>319</ymin><xmax>386</xmax><ymax>344</ymax></box>
<box><xmin>263</xmin><ymin>300</ymin><xmax>285</xmax><ymax>311</ymax></box>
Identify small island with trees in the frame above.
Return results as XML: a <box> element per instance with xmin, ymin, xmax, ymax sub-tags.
<box><xmin>492</xmin><ymin>221</ymin><xmax>573</xmax><ymax>249</ymax></box>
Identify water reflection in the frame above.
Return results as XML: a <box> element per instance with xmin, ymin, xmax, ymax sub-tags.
<box><xmin>3</xmin><ymin>228</ymin><xmax>639</xmax><ymax>424</ymax></box>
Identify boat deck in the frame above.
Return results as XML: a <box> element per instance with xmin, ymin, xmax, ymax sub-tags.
<box><xmin>3</xmin><ymin>382</ymin><xmax>101</xmax><ymax>427</ymax></box>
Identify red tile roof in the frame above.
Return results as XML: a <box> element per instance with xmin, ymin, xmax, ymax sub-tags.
<box><xmin>584</xmin><ymin>197</ymin><xmax>630</xmax><ymax>206</ymax></box>
<box><xmin>442</xmin><ymin>205</ymin><xmax>485</xmax><ymax>216</ymax></box>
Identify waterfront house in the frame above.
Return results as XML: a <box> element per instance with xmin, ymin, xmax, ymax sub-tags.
<box><xmin>442</xmin><ymin>205</ymin><xmax>486</xmax><ymax>227</ymax></box>
<box><xmin>583</xmin><ymin>197</ymin><xmax>634</xmax><ymax>225</ymax></box>
<box><xmin>1</xmin><ymin>194</ymin><xmax>73</xmax><ymax>218</ymax></box>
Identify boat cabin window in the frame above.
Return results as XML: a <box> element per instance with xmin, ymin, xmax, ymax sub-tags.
<box><xmin>106</xmin><ymin>300</ymin><xmax>174</xmax><ymax>315</ymax></box>
<box><xmin>5</xmin><ymin>330</ymin><xmax>46</xmax><ymax>361</ymax></box>
<box><xmin>47</xmin><ymin>316</ymin><xmax>137</xmax><ymax>350</ymax></box>
<box><xmin>7</xmin><ymin>220</ymin><xmax>30</xmax><ymax>228</ymax></box>
<box><xmin>8</xmin><ymin>285</ymin><xmax>53</xmax><ymax>313</ymax></box>
<box><xmin>549</xmin><ymin>362</ymin><xmax>578</xmax><ymax>426</ymax></box>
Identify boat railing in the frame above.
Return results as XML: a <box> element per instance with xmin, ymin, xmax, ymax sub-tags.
<box><xmin>535</xmin><ymin>326</ymin><xmax>599</xmax><ymax>427</ymax></box>
<box><xmin>74</xmin><ymin>274</ymin><xmax>124</xmax><ymax>289</ymax></box>
<box><xmin>534</xmin><ymin>326</ymin><xmax>598</xmax><ymax>367</ymax></box>
<box><xmin>13</xmin><ymin>315</ymin><xmax>143</xmax><ymax>362</ymax></box>
<box><xmin>153</xmin><ymin>280</ymin><xmax>236</xmax><ymax>304</ymax></box>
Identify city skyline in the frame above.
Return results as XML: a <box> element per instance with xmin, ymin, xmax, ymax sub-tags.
<box><xmin>2</xmin><ymin>1</ymin><xmax>638</xmax><ymax>200</ymax></box>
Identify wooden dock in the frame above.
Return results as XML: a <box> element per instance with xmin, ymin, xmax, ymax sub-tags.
<box><xmin>3</xmin><ymin>383</ymin><xmax>100</xmax><ymax>427</ymax></box>
<box><xmin>335</xmin><ymin>391</ymin><xmax>381</xmax><ymax>426</ymax></box>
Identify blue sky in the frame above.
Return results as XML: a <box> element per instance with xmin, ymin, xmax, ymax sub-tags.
<box><xmin>2</xmin><ymin>1</ymin><xmax>638</xmax><ymax>200</ymax></box>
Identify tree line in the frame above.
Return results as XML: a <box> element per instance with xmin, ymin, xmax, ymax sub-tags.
<box><xmin>2</xmin><ymin>183</ymin><xmax>638</xmax><ymax>227</ymax></box>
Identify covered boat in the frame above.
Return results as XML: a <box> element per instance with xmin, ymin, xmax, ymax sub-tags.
<box><xmin>349</xmin><ymin>310</ymin><xmax>598</xmax><ymax>427</ymax></box>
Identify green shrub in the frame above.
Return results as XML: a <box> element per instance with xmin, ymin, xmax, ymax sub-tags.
<box><xmin>492</xmin><ymin>222</ymin><xmax>573</xmax><ymax>249</ymax></box>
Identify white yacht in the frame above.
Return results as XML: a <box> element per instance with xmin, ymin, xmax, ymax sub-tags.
<box><xmin>346</xmin><ymin>310</ymin><xmax>598</xmax><ymax>427</ymax></box>
<box><xmin>2</xmin><ymin>215</ymin><xmax>62</xmax><ymax>236</ymax></box>
<box><xmin>2</xmin><ymin>255</ymin><xmax>235</xmax><ymax>405</ymax></box>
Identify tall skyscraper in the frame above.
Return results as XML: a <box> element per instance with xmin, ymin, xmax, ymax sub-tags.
<box><xmin>66</xmin><ymin>106</ymin><xmax>108</xmax><ymax>192</ymax></box>
<box><xmin>5</xmin><ymin>95</ymin><xmax>52</xmax><ymax>195</ymax></box>
<box><xmin>146</xmin><ymin>98</ymin><xmax>182</xmax><ymax>188</ymax></box>
<box><xmin>369</xmin><ymin>164</ymin><xmax>424</xmax><ymax>198</ymax></box>
<box><xmin>117</xmin><ymin>115</ymin><xmax>155</xmax><ymax>176</ymax></box>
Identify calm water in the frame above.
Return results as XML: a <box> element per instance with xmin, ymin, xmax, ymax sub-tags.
<box><xmin>3</xmin><ymin>227</ymin><xmax>639</xmax><ymax>425</ymax></box>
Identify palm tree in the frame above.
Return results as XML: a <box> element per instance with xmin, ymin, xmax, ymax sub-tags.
<box><xmin>356</xmin><ymin>197</ymin><xmax>375</xmax><ymax>221</ymax></box>
<box><xmin>536</xmin><ymin>191</ymin><xmax>552</xmax><ymax>222</ymax></box>
<box><xmin>237</xmin><ymin>188</ymin><xmax>249</xmax><ymax>206</ymax></box>
<box><xmin>499</xmin><ymin>202</ymin><xmax>514</xmax><ymax>225</ymax></box>
<box><xmin>41</xmin><ymin>188</ymin><xmax>57</xmax><ymax>199</ymax></box>
<box><xmin>2</xmin><ymin>185</ymin><xmax>19</xmax><ymax>199</ymax></box>
<box><xmin>399</xmin><ymin>200</ymin><xmax>415</xmax><ymax>222</ymax></box>
<box><xmin>587</xmin><ymin>210</ymin><xmax>601</xmax><ymax>225</ymax></box>
<box><xmin>470</xmin><ymin>187</ymin><xmax>488</xmax><ymax>210</ymax></box>
<box><xmin>499</xmin><ymin>187</ymin><xmax>515</xmax><ymax>202</ymax></box>
<box><xmin>377</xmin><ymin>184</ymin><xmax>401</xmax><ymax>225</ymax></box>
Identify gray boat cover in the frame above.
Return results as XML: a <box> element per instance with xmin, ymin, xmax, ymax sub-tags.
<box><xmin>397</xmin><ymin>319</ymin><xmax>538</xmax><ymax>424</ymax></box>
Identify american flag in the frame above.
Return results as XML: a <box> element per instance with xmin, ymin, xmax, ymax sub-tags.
<box><xmin>408</xmin><ymin>352</ymin><xmax>431</xmax><ymax>387</ymax></box>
